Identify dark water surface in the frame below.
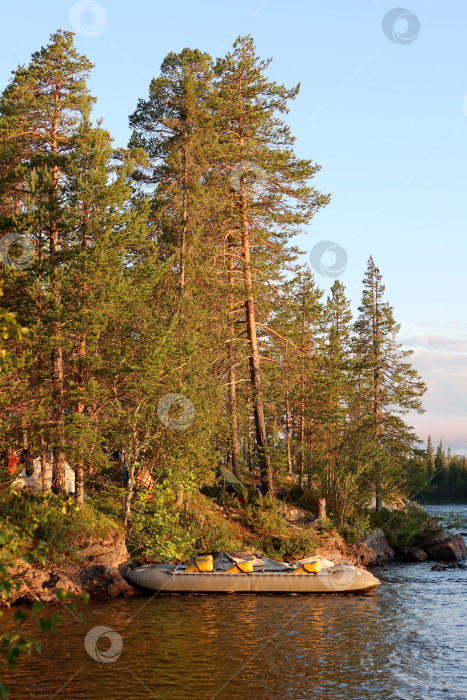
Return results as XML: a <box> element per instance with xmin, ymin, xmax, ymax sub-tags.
<box><xmin>2</xmin><ymin>505</ymin><xmax>467</xmax><ymax>699</ymax></box>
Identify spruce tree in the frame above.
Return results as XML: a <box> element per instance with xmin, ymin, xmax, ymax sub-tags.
<box><xmin>353</xmin><ymin>257</ymin><xmax>426</xmax><ymax>510</ymax></box>
<box><xmin>426</xmin><ymin>435</ymin><xmax>435</xmax><ymax>475</ymax></box>
<box><xmin>318</xmin><ymin>279</ymin><xmax>354</xmax><ymax>518</ymax></box>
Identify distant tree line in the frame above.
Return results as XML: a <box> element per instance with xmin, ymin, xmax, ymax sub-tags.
<box><xmin>412</xmin><ymin>437</ymin><xmax>467</xmax><ymax>504</ymax></box>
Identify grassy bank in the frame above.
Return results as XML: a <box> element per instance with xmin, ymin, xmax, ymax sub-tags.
<box><xmin>0</xmin><ymin>490</ymin><xmax>444</xmax><ymax>569</ymax></box>
<box><xmin>369</xmin><ymin>506</ymin><xmax>440</xmax><ymax>548</ymax></box>
<box><xmin>0</xmin><ymin>491</ymin><xmax>118</xmax><ymax>565</ymax></box>
<box><xmin>0</xmin><ymin>490</ymin><xmax>321</xmax><ymax>566</ymax></box>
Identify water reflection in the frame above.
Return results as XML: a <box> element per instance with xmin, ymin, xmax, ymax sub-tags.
<box><xmin>2</xmin><ymin>507</ymin><xmax>467</xmax><ymax>699</ymax></box>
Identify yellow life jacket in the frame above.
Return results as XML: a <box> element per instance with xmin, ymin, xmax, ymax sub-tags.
<box><xmin>184</xmin><ymin>555</ymin><xmax>214</xmax><ymax>572</ymax></box>
<box><xmin>293</xmin><ymin>560</ymin><xmax>321</xmax><ymax>574</ymax></box>
<box><xmin>225</xmin><ymin>560</ymin><xmax>254</xmax><ymax>574</ymax></box>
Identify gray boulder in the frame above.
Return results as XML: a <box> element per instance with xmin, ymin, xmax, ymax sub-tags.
<box><xmin>362</xmin><ymin>528</ymin><xmax>394</xmax><ymax>565</ymax></box>
<box><xmin>427</xmin><ymin>534</ymin><xmax>467</xmax><ymax>562</ymax></box>
<box><xmin>395</xmin><ymin>545</ymin><xmax>427</xmax><ymax>562</ymax></box>
<box><xmin>78</xmin><ymin>565</ymin><xmax>135</xmax><ymax>598</ymax></box>
<box><xmin>284</xmin><ymin>507</ymin><xmax>308</xmax><ymax>522</ymax></box>
<box><xmin>424</xmin><ymin>530</ymin><xmax>451</xmax><ymax>549</ymax></box>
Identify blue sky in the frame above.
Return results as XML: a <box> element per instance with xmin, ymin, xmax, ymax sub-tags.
<box><xmin>1</xmin><ymin>0</ymin><xmax>466</xmax><ymax>451</ymax></box>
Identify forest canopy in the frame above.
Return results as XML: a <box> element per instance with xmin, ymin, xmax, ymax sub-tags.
<box><xmin>0</xmin><ymin>30</ymin><xmax>432</xmax><ymax>532</ymax></box>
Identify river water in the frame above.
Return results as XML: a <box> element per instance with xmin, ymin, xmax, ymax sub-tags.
<box><xmin>2</xmin><ymin>505</ymin><xmax>467</xmax><ymax>699</ymax></box>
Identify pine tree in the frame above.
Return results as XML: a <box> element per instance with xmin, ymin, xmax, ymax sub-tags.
<box><xmin>128</xmin><ymin>48</ymin><xmax>215</xmax><ymax>295</ymax></box>
<box><xmin>0</xmin><ymin>31</ymin><xmax>94</xmax><ymax>494</ymax></box>
<box><xmin>214</xmin><ymin>36</ymin><xmax>329</xmax><ymax>493</ymax></box>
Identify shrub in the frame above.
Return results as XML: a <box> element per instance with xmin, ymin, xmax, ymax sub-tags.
<box><xmin>239</xmin><ymin>502</ymin><xmax>289</xmax><ymax>537</ymax></box>
<box><xmin>0</xmin><ymin>491</ymin><xmax>117</xmax><ymax>564</ymax></box>
<box><xmin>126</xmin><ymin>491</ymin><xmax>240</xmax><ymax>563</ymax></box>
<box><xmin>338</xmin><ymin>513</ymin><xmax>372</xmax><ymax>544</ymax></box>
<box><xmin>370</xmin><ymin>507</ymin><xmax>436</xmax><ymax>547</ymax></box>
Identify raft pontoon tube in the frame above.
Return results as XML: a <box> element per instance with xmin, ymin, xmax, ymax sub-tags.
<box><xmin>126</xmin><ymin>554</ymin><xmax>380</xmax><ymax>594</ymax></box>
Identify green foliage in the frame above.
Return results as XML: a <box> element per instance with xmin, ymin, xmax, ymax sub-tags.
<box><xmin>89</xmin><ymin>485</ymin><xmax>126</xmax><ymax>521</ymax></box>
<box><xmin>337</xmin><ymin>513</ymin><xmax>372</xmax><ymax>545</ymax></box>
<box><xmin>370</xmin><ymin>506</ymin><xmax>436</xmax><ymax>548</ymax></box>
<box><xmin>126</xmin><ymin>489</ymin><xmax>191</xmax><ymax>562</ymax></box>
<box><xmin>0</xmin><ymin>491</ymin><xmax>117</xmax><ymax>564</ymax></box>
<box><xmin>127</xmin><ymin>491</ymin><xmax>238</xmax><ymax>562</ymax></box>
<box><xmin>240</xmin><ymin>501</ymin><xmax>289</xmax><ymax>537</ymax></box>
<box><xmin>253</xmin><ymin>531</ymin><xmax>320</xmax><ymax>561</ymax></box>
<box><xmin>0</xmin><ymin>499</ymin><xmax>87</xmax><ymax>699</ymax></box>
<box><xmin>238</xmin><ymin>499</ymin><xmax>319</xmax><ymax>560</ymax></box>
<box><xmin>189</xmin><ymin>510</ymin><xmax>238</xmax><ymax>555</ymax></box>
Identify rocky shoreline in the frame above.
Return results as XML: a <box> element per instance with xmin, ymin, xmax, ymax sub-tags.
<box><xmin>6</xmin><ymin>521</ymin><xmax>466</xmax><ymax>606</ymax></box>
<box><xmin>8</xmin><ymin>529</ymin><xmax>136</xmax><ymax>605</ymax></box>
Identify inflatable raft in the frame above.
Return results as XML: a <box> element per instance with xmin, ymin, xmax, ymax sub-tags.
<box><xmin>126</xmin><ymin>556</ymin><xmax>380</xmax><ymax>595</ymax></box>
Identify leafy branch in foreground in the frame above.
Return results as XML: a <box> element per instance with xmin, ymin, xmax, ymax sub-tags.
<box><xmin>0</xmin><ymin>500</ymin><xmax>88</xmax><ymax>699</ymax></box>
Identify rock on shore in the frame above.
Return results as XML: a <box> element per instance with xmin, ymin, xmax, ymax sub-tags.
<box><xmin>392</xmin><ymin>530</ymin><xmax>467</xmax><ymax>563</ymax></box>
<box><xmin>8</xmin><ymin>529</ymin><xmax>136</xmax><ymax>605</ymax></box>
<box><xmin>394</xmin><ymin>546</ymin><xmax>427</xmax><ymax>562</ymax></box>
<box><xmin>361</xmin><ymin>528</ymin><xmax>394</xmax><ymax>565</ymax></box>
<box><xmin>307</xmin><ymin>527</ymin><xmax>394</xmax><ymax>567</ymax></box>
<box><xmin>426</xmin><ymin>533</ymin><xmax>467</xmax><ymax>562</ymax></box>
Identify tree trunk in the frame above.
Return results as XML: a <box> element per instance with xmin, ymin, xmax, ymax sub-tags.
<box><xmin>227</xmin><ymin>237</ymin><xmax>240</xmax><ymax>475</ymax></box>
<box><xmin>74</xmin><ymin>334</ymin><xmax>86</xmax><ymax>507</ymax></box>
<box><xmin>51</xmin><ymin>344</ymin><xmax>66</xmax><ymax>495</ymax></box>
<box><xmin>299</xmin><ymin>396</ymin><xmax>305</xmax><ymax>489</ymax></box>
<box><xmin>317</xmin><ymin>497</ymin><xmax>326</xmax><ymax>519</ymax></box>
<box><xmin>373</xmin><ymin>281</ymin><xmax>382</xmax><ymax>513</ymax></box>
<box><xmin>307</xmin><ymin>416</ymin><xmax>313</xmax><ymax>489</ymax></box>
<box><xmin>299</xmin><ymin>315</ymin><xmax>305</xmax><ymax>488</ymax></box>
<box><xmin>375</xmin><ymin>488</ymin><xmax>383</xmax><ymax>513</ymax></box>
<box><xmin>123</xmin><ymin>458</ymin><xmax>136</xmax><ymax>527</ymax></box>
<box><xmin>247</xmin><ymin>412</ymin><xmax>254</xmax><ymax>474</ymax></box>
<box><xmin>40</xmin><ymin>437</ymin><xmax>47</xmax><ymax>492</ymax></box>
<box><xmin>124</xmin><ymin>427</ymin><xmax>140</xmax><ymax>527</ymax></box>
<box><xmin>239</xmin><ymin>178</ymin><xmax>273</xmax><ymax>495</ymax></box>
<box><xmin>75</xmin><ymin>465</ymin><xmax>84</xmax><ymax>506</ymax></box>
<box><xmin>176</xmin><ymin>483</ymin><xmax>184</xmax><ymax>508</ymax></box>
<box><xmin>50</xmin><ymin>105</ymin><xmax>66</xmax><ymax>496</ymax></box>
<box><xmin>285</xmin><ymin>393</ymin><xmax>293</xmax><ymax>475</ymax></box>
<box><xmin>179</xmin><ymin>143</ymin><xmax>187</xmax><ymax>294</ymax></box>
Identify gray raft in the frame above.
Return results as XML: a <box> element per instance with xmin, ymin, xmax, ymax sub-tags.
<box><xmin>126</xmin><ymin>564</ymin><xmax>380</xmax><ymax>594</ymax></box>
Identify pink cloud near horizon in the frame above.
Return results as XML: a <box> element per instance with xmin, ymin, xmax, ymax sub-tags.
<box><xmin>404</xmin><ymin>328</ymin><xmax>467</xmax><ymax>453</ymax></box>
